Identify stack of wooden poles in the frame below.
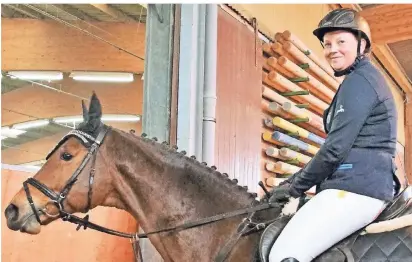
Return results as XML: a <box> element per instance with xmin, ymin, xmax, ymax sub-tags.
<box><xmin>261</xmin><ymin>30</ymin><xmax>342</xmax><ymax>192</ymax></box>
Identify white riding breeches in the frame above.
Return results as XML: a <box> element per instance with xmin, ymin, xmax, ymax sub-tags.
<box><xmin>269</xmin><ymin>189</ymin><xmax>386</xmax><ymax>262</ymax></box>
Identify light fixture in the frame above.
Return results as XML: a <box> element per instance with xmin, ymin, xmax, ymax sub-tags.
<box><xmin>1</xmin><ymin>127</ymin><xmax>26</xmax><ymax>138</ymax></box>
<box><xmin>7</xmin><ymin>71</ymin><xmax>63</xmax><ymax>81</ymax></box>
<box><xmin>1</xmin><ymin>163</ymin><xmax>41</xmax><ymax>173</ymax></box>
<box><xmin>70</xmin><ymin>72</ymin><xmax>134</xmax><ymax>83</ymax></box>
<box><xmin>20</xmin><ymin>165</ymin><xmax>42</xmax><ymax>172</ymax></box>
<box><xmin>22</xmin><ymin>160</ymin><xmax>46</xmax><ymax>166</ymax></box>
<box><xmin>12</xmin><ymin>119</ymin><xmax>50</xmax><ymax>130</ymax></box>
<box><xmin>52</xmin><ymin>114</ymin><xmax>140</xmax><ymax>124</ymax></box>
<box><xmin>101</xmin><ymin>114</ymin><xmax>141</xmax><ymax>122</ymax></box>
<box><xmin>54</xmin><ymin>116</ymin><xmax>84</xmax><ymax>124</ymax></box>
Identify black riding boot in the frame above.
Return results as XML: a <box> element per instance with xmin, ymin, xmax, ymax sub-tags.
<box><xmin>281</xmin><ymin>258</ymin><xmax>299</xmax><ymax>262</ymax></box>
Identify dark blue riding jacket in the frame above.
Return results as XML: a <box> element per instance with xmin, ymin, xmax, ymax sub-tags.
<box><xmin>288</xmin><ymin>57</ymin><xmax>398</xmax><ymax>201</ymax></box>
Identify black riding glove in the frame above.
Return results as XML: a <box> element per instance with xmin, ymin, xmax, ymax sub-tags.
<box><xmin>268</xmin><ymin>182</ymin><xmax>292</xmax><ymax>203</ymax></box>
<box><xmin>268</xmin><ymin>173</ymin><xmax>305</xmax><ymax>203</ymax></box>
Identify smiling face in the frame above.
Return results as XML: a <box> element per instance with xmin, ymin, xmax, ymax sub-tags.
<box><xmin>323</xmin><ymin>30</ymin><xmax>366</xmax><ymax>71</ymax></box>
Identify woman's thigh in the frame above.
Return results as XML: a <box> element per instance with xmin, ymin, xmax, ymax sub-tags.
<box><xmin>269</xmin><ymin>189</ymin><xmax>386</xmax><ymax>262</ymax></box>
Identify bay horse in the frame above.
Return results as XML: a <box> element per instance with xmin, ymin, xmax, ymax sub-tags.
<box><xmin>5</xmin><ymin>93</ymin><xmax>412</xmax><ymax>262</ymax></box>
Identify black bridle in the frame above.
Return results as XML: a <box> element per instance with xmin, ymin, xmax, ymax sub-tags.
<box><xmin>21</xmin><ymin>125</ymin><xmax>282</xmax><ymax>261</ymax></box>
<box><xmin>23</xmin><ymin>125</ymin><xmax>109</xmax><ymax>226</ymax></box>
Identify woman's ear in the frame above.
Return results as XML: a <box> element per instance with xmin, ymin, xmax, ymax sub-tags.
<box><xmin>360</xmin><ymin>38</ymin><xmax>367</xmax><ymax>54</ymax></box>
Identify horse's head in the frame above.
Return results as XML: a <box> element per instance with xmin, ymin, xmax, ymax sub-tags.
<box><xmin>4</xmin><ymin>93</ymin><xmax>116</xmax><ymax>234</ymax></box>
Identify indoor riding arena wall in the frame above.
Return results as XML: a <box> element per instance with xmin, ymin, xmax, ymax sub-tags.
<box><xmin>2</xmin><ymin>168</ymin><xmax>137</xmax><ymax>262</ymax></box>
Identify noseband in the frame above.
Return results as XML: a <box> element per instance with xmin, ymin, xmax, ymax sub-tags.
<box><xmin>23</xmin><ymin>125</ymin><xmax>109</xmax><ymax>225</ymax></box>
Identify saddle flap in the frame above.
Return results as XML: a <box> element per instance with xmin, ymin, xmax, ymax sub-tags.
<box><xmin>375</xmin><ymin>186</ymin><xmax>412</xmax><ymax>222</ymax></box>
<box><xmin>259</xmin><ymin>216</ymin><xmax>291</xmax><ymax>262</ymax></box>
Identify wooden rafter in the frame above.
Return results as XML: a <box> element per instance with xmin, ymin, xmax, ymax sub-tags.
<box><xmin>51</xmin><ymin>4</ymin><xmax>97</xmax><ymax>21</ymax></box>
<box><xmin>3</xmin><ymin>4</ymin><xmax>42</xmax><ymax>19</ymax></box>
<box><xmin>359</xmin><ymin>4</ymin><xmax>412</xmax><ymax>44</ymax></box>
<box><xmin>373</xmin><ymin>45</ymin><xmax>412</xmax><ymax>92</ymax></box>
<box><xmin>91</xmin><ymin>4</ymin><xmax>135</xmax><ymax>22</ymax></box>
<box><xmin>2</xmin><ymin>5</ymin><xmax>19</xmax><ymax>17</ymax></box>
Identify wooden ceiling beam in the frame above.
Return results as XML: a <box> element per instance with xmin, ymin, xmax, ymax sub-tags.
<box><xmin>373</xmin><ymin>27</ymin><xmax>412</xmax><ymax>44</ymax></box>
<box><xmin>91</xmin><ymin>4</ymin><xmax>135</xmax><ymax>22</ymax></box>
<box><xmin>1</xmin><ymin>5</ymin><xmax>20</xmax><ymax>18</ymax></box>
<box><xmin>359</xmin><ymin>4</ymin><xmax>412</xmax><ymax>44</ymax></box>
<box><xmin>3</xmin><ymin>4</ymin><xmax>42</xmax><ymax>19</ymax></box>
<box><xmin>51</xmin><ymin>4</ymin><xmax>97</xmax><ymax>21</ymax></box>
<box><xmin>360</xmin><ymin>4</ymin><xmax>412</xmax><ymax>18</ymax></box>
<box><xmin>373</xmin><ymin>44</ymin><xmax>412</xmax><ymax>92</ymax></box>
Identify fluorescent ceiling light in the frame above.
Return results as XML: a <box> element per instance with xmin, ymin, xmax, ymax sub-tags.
<box><xmin>12</xmin><ymin>119</ymin><xmax>50</xmax><ymax>130</ymax></box>
<box><xmin>52</xmin><ymin>114</ymin><xmax>140</xmax><ymax>124</ymax></box>
<box><xmin>70</xmin><ymin>72</ymin><xmax>134</xmax><ymax>83</ymax></box>
<box><xmin>1</xmin><ymin>127</ymin><xmax>26</xmax><ymax>138</ymax></box>
<box><xmin>101</xmin><ymin>114</ymin><xmax>141</xmax><ymax>122</ymax></box>
<box><xmin>19</xmin><ymin>165</ymin><xmax>42</xmax><ymax>172</ymax></box>
<box><xmin>7</xmin><ymin>71</ymin><xmax>63</xmax><ymax>81</ymax></box>
<box><xmin>22</xmin><ymin>160</ymin><xmax>46</xmax><ymax>166</ymax></box>
<box><xmin>54</xmin><ymin>116</ymin><xmax>84</xmax><ymax>123</ymax></box>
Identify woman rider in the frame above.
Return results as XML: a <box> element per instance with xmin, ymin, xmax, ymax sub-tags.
<box><xmin>268</xmin><ymin>8</ymin><xmax>398</xmax><ymax>262</ymax></box>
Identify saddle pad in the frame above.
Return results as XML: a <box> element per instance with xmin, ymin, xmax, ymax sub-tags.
<box><xmin>350</xmin><ymin>227</ymin><xmax>412</xmax><ymax>262</ymax></box>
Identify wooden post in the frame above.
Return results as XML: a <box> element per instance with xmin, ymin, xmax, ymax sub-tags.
<box><xmin>263</xmin><ymin>43</ymin><xmax>276</xmax><ymax>57</ymax></box>
<box><xmin>405</xmin><ymin>92</ymin><xmax>412</xmax><ymax>183</ymax></box>
<box><xmin>267</xmin><ymin>71</ymin><xmax>329</xmax><ymax>113</ymax></box>
<box><xmin>278</xmin><ymin>56</ymin><xmax>335</xmax><ymax>102</ymax></box>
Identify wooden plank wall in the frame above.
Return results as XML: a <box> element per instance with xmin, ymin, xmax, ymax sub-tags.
<box><xmin>215</xmin><ymin>7</ymin><xmax>263</xmax><ymax>192</ymax></box>
<box><xmin>1</xmin><ymin>18</ymin><xmax>145</xmax><ymax>72</ymax></box>
<box><xmin>1</xmin><ymin>169</ymin><xmax>137</xmax><ymax>262</ymax></box>
<box><xmin>1</xmin><ymin>77</ymin><xmax>143</xmax><ymax>165</ymax></box>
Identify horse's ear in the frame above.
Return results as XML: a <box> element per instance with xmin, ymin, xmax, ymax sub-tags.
<box><xmin>88</xmin><ymin>92</ymin><xmax>102</xmax><ymax>121</ymax></box>
<box><xmin>82</xmin><ymin>100</ymin><xmax>90</xmax><ymax>122</ymax></box>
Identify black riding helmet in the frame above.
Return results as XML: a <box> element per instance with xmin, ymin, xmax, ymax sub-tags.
<box><xmin>313</xmin><ymin>8</ymin><xmax>372</xmax><ymax>77</ymax></box>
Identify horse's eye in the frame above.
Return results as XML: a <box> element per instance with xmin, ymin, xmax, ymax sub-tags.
<box><xmin>60</xmin><ymin>152</ymin><xmax>73</xmax><ymax>161</ymax></box>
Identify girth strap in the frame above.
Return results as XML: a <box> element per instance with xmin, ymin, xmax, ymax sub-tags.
<box><xmin>337</xmin><ymin>247</ymin><xmax>355</xmax><ymax>262</ymax></box>
<box><xmin>215</xmin><ymin>212</ymin><xmax>259</xmax><ymax>262</ymax></box>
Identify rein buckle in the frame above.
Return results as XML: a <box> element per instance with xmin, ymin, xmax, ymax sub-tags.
<box><xmin>76</xmin><ymin>214</ymin><xmax>90</xmax><ymax>231</ymax></box>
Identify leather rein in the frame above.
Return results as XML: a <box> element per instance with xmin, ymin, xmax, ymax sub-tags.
<box><xmin>22</xmin><ymin>125</ymin><xmax>281</xmax><ymax>261</ymax></box>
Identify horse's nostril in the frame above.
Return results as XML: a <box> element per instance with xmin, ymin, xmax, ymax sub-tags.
<box><xmin>5</xmin><ymin>203</ymin><xmax>19</xmax><ymax>221</ymax></box>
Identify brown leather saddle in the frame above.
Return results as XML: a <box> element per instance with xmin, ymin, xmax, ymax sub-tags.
<box><xmin>258</xmin><ymin>186</ymin><xmax>412</xmax><ymax>262</ymax></box>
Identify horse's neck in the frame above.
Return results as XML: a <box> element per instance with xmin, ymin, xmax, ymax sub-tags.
<box><xmin>108</xmin><ymin>131</ymin><xmax>257</xmax><ymax>260</ymax></box>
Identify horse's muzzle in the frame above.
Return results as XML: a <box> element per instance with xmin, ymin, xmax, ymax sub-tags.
<box><xmin>5</xmin><ymin>203</ymin><xmax>20</xmax><ymax>231</ymax></box>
